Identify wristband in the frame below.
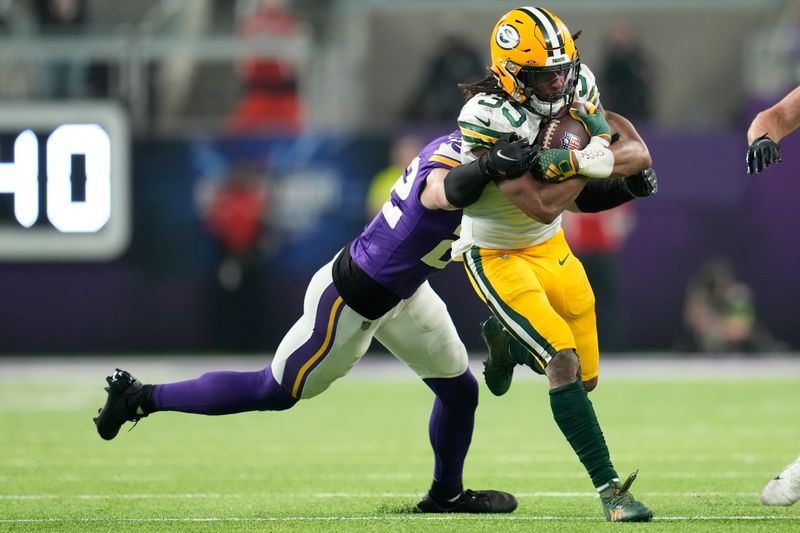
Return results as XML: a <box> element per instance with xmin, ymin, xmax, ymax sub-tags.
<box><xmin>574</xmin><ymin>137</ymin><xmax>614</xmax><ymax>179</ymax></box>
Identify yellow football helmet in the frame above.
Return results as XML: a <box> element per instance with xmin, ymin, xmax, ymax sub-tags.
<box><xmin>490</xmin><ymin>7</ymin><xmax>580</xmax><ymax>118</ymax></box>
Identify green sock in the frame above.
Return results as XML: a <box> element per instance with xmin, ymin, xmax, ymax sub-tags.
<box><xmin>549</xmin><ymin>380</ymin><xmax>617</xmax><ymax>488</ymax></box>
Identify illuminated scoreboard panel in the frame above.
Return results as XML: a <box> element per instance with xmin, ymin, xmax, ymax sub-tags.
<box><xmin>0</xmin><ymin>103</ymin><xmax>130</xmax><ymax>261</ymax></box>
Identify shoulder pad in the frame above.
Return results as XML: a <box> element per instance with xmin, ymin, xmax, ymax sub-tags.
<box><xmin>429</xmin><ymin>137</ymin><xmax>462</xmax><ymax>169</ymax></box>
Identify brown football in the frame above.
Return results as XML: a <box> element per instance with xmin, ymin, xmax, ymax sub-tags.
<box><xmin>535</xmin><ymin>108</ymin><xmax>590</xmax><ymax>151</ymax></box>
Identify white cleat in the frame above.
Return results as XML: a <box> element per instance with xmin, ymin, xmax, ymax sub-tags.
<box><xmin>761</xmin><ymin>456</ymin><xmax>800</xmax><ymax>506</ymax></box>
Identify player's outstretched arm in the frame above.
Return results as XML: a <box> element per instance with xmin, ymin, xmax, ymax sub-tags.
<box><xmin>746</xmin><ymin>85</ymin><xmax>800</xmax><ymax>174</ymax></box>
<box><xmin>748</xmin><ymin>85</ymin><xmax>800</xmax><ymax>145</ymax></box>
<box><xmin>420</xmin><ymin>168</ymin><xmax>459</xmax><ymax>211</ymax></box>
<box><xmin>421</xmin><ymin>133</ymin><xmax>538</xmax><ymax>211</ymax></box>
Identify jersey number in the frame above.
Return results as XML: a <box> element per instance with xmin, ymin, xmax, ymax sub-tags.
<box><xmin>478</xmin><ymin>96</ymin><xmax>526</xmax><ymax>128</ymax></box>
<box><xmin>381</xmin><ymin>156</ymin><xmax>419</xmax><ymax>229</ymax></box>
<box><xmin>381</xmin><ymin>158</ymin><xmax>457</xmax><ymax>270</ymax></box>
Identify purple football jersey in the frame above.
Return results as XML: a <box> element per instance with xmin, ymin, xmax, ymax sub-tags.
<box><xmin>349</xmin><ymin>131</ymin><xmax>463</xmax><ymax>298</ymax></box>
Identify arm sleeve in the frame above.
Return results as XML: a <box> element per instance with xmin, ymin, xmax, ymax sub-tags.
<box><xmin>573</xmin><ymin>177</ymin><xmax>633</xmax><ymax>213</ymax></box>
<box><xmin>443</xmin><ymin>158</ymin><xmax>490</xmax><ymax>208</ymax></box>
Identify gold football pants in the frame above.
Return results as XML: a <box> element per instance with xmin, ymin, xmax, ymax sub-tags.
<box><xmin>464</xmin><ymin>229</ymin><xmax>599</xmax><ymax>382</ymax></box>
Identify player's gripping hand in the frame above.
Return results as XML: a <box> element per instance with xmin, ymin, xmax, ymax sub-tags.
<box><xmin>746</xmin><ymin>134</ymin><xmax>782</xmax><ymax>174</ymax></box>
<box><xmin>479</xmin><ymin>132</ymin><xmax>540</xmax><ymax>182</ymax></box>
<box><xmin>622</xmin><ymin>168</ymin><xmax>658</xmax><ymax>198</ymax></box>
<box><xmin>569</xmin><ymin>104</ymin><xmax>612</xmax><ymax>144</ymax></box>
<box><xmin>535</xmin><ymin>105</ymin><xmax>615</xmax><ymax>182</ymax></box>
<box><xmin>531</xmin><ymin>148</ymin><xmax>578</xmax><ymax>182</ymax></box>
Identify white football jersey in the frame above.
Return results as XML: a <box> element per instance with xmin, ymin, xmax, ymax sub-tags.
<box><xmin>452</xmin><ymin>63</ymin><xmax>600</xmax><ymax>257</ymax></box>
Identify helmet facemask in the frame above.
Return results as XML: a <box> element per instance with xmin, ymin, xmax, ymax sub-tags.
<box><xmin>516</xmin><ymin>57</ymin><xmax>580</xmax><ymax>119</ymax></box>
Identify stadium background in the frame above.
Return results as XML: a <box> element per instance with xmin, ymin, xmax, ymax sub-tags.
<box><xmin>0</xmin><ymin>0</ymin><xmax>797</xmax><ymax>356</ymax></box>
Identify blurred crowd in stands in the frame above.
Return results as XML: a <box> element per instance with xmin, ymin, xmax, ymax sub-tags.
<box><xmin>0</xmin><ymin>0</ymin><xmax>795</xmax><ymax>353</ymax></box>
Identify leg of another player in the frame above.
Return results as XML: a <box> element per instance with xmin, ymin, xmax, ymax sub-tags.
<box><xmin>416</xmin><ymin>370</ymin><xmax>516</xmax><ymax>513</ymax></box>
<box><xmin>422</xmin><ymin>371</ymin><xmax>479</xmax><ymax>505</ymax></box>
<box><xmin>95</xmin><ymin>258</ymin><xmax>366</xmax><ymax>440</ymax></box>
<box><xmin>761</xmin><ymin>454</ymin><xmax>800</xmax><ymax>506</ymax></box>
<box><xmin>375</xmin><ymin>282</ymin><xmax>517</xmax><ymax>513</ymax></box>
<box><xmin>151</xmin><ymin>366</ymin><xmax>295</xmax><ymax>415</ymax></box>
<box><xmin>94</xmin><ymin>363</ymin><xmax>298</xmax><ymax>441</ymax></box>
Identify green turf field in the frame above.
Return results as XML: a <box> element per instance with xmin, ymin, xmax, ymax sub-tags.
<box><xmin>1</xmin><ymin>362</ymin><xmax>799</xmax><ymax>531</ymax></box>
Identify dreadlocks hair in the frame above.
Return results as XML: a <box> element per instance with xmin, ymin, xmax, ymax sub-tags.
<box><xmin>459</xmin><ymin>31</ymin><xmax>582</xmax><ymax>102</ymax></box>
<box><xmin>458</xmin><ymin>68</ymin><xmax>505</xmax><ymax>101</ymax></box>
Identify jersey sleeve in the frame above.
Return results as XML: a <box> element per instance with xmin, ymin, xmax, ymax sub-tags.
<box><xmin>457</xmin><ymin>94</ymin><xmax>515</xmax><ymax>163</ymax></box>
<box><xmin>427</xmin><ymin>135</ymin><xmax>462</xmax><ymax>170</ymax></box>
<box><xmin>576</xmin><ymin>63</ymin><xmax>601</xmax><ymax>109</ymax></box>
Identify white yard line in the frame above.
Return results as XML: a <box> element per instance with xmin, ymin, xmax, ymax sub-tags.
<box><xmin>0</xmin><ymin>515</ymin><xmax>798</xmax><ymax>523</ymax></box>
<box><xmin>0</xmin><ymin>491</ymin><xmax>762</xmax><ymax>500</ymax></box>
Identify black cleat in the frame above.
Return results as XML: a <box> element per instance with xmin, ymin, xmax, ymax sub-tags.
<box><xmin>93</xmin><ymin>369</ymin><xmax>149</xmax><ymax>441</ymax></box>
<box><xmin>481</xmin><ymin>316</ymin><xmax>516</xmax><ymax>396</ymax></box>
<box><xmin>416</xmin><ymin>489</ymin><xmax>517</xmax><ymax>513</ymax></box>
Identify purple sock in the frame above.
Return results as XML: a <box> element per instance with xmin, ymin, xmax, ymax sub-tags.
<box><xmin>151</xmin><ymin>367</ymin><xmax>297</xmax><ymax>415</ymax></box>
<box><xmin>423</xmin><ymin>369</ymin><xmax>478</xmax><ymax>495</ymax></box>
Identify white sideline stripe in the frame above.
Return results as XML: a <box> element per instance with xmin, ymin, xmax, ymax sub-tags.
<box><xmin>0</xmin><ymin>516</ymin><xmax>798</xmax><ymax>524</ymax></box>
<box><xmin>0</xmin><ymin>491</ymin><xmax>761</xmax><ymax>500</ymax></box>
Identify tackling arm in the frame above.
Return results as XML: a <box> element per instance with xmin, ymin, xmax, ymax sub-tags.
<box><xmin>420</xmin><ymin>168</ymin><xmax>458</xmax><ymax>211</ymax></box>
<box><xmin>421</xmin><ymin>133</ymin><xmax>539</xmax><ymax>211</ymax></box>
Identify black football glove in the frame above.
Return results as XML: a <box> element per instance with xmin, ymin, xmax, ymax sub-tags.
<box><xmin>479</xmin><ymin>132</ymin><xmax>540</xmax><ymax>183</ymax></box>
<box><xmin>622</xmin><ymin>168</ymin><xmax>658</xmax><ymax>198</ymax></box>
<box><xmin>746</xmin><ymin>134</ymin><xmax>782</xmax><ymax>174</ymax></box>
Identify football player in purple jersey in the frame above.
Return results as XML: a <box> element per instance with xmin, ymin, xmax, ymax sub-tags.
<box><xmin>94</xmin><ymin>116</ymin><xmax>654</xmax><ymax>513</ymax></box>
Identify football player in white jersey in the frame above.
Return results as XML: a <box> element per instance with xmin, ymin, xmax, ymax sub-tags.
<box><xmin>746</xmin><ymin>85</ymin><xmax>800</xmax><ymax>505</ymax></box>
<box><xmin>449</xmin><ymin>6</ymin><xmax>655</xmax><ymax>521</ymax></box>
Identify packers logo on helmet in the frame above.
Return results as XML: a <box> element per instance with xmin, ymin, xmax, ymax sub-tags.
<box><xmin>495</xmin><ymin>24</ymin><xmax>521</xmax><ymax>50</ymax></box>
<box><xmin>489</xmin><ymin>7</ymin><xmax>580</xmax><ymax>118</ymax></box>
